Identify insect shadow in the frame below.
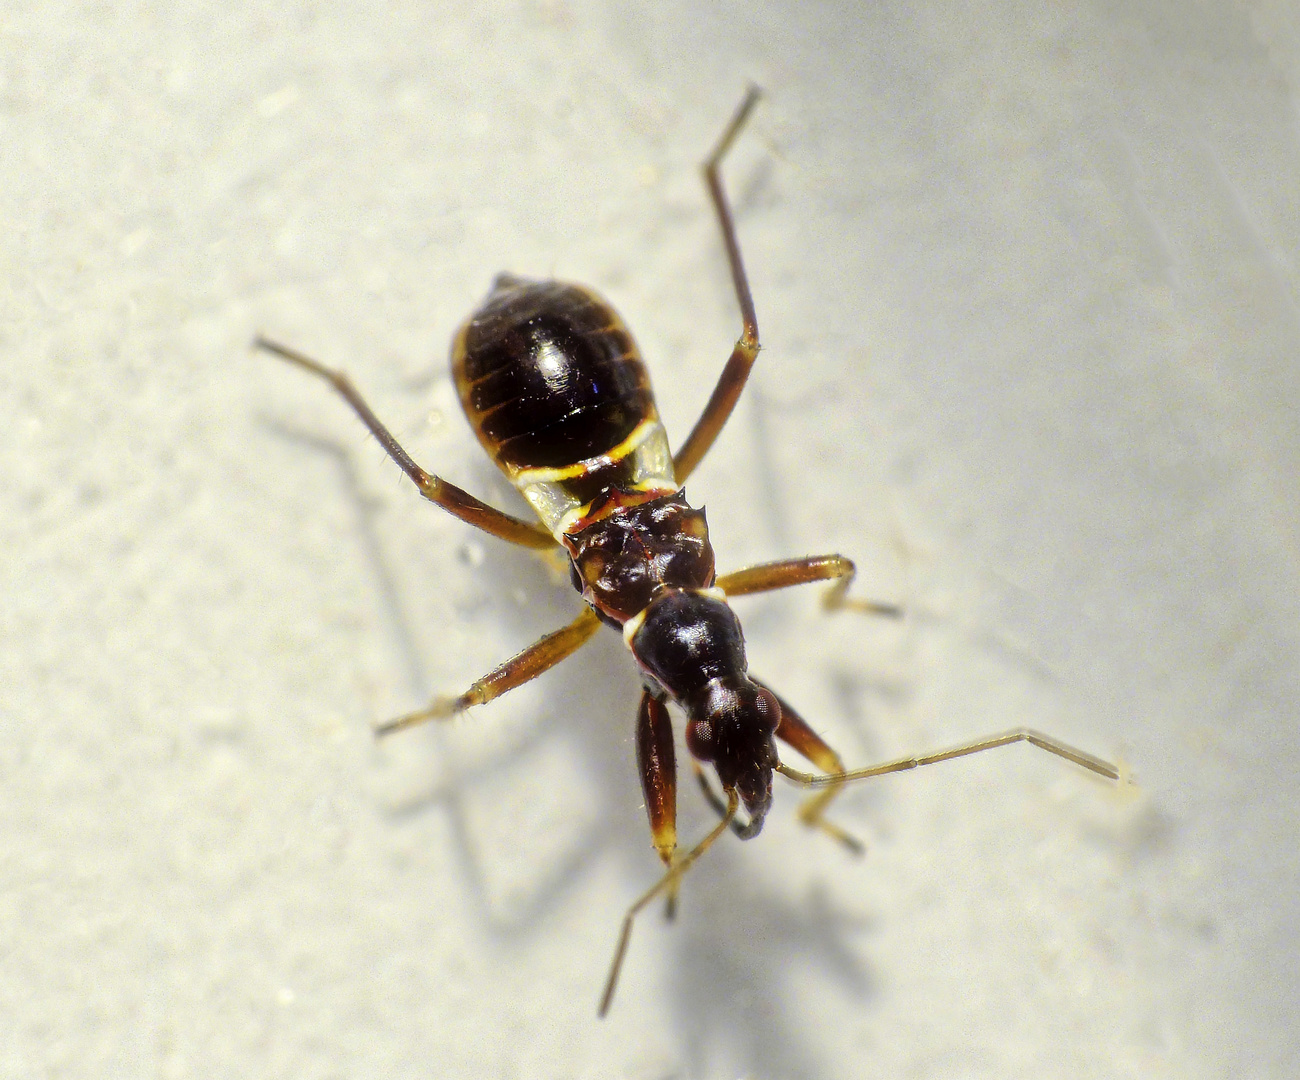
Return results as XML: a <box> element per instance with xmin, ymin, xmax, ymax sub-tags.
<box><xmin>259</xmin><ymin>414</ymin><xmax>632</xmax><ymax>926</ymax></box>
<box><xmin>258</xmin><ymin>406</ymin><xmax>884</xmax><ymax>1061</ymax></box>
<box><xmin>255</xmin><ymin>86</ymin><xmax>1123</xmax><ymax>1024</ymax></box>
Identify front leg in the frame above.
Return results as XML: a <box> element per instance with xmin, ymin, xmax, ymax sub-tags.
<box><xmin>635</xmin><ymin>691</ymin><xmax>678</xmax><ymax>867</ymax></box>
<box><xmin>758</xmin><ymin>679</ymin><xmax>865</xmax><ymax>855</ymax></box>
<box><xmin>636</xmin><ymin>691</ymin><xmax>684</xmax><ymax>921</ymax></box>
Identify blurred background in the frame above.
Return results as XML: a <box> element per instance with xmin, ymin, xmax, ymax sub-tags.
<box><xmin>2</xmin><ymin>2</ymin><xmax>1297</xmax><ymax>1077</ymax></box>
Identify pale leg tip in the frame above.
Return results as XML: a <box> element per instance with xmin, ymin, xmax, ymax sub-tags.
<box><xmin>373</xmin><ymin>695</ymin><xmax>462</xmax><ymax>737</ymax></box>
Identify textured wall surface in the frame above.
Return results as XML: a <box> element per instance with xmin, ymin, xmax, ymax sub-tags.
<box><xmin>3</xmin><ymin>3</ymin><xmax>1297</xmax><ymax>1077</ymax></box>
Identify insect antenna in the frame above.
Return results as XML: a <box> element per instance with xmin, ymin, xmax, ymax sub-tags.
<box><xmin>775</xmin><ymin>727</ymin><xmax>1123</xmax><ymax>788</ymax></box>
<box><xmin>598</xmin><ymin>789</ymin><xmax>739</xmax><ymax>1018</ymax></box>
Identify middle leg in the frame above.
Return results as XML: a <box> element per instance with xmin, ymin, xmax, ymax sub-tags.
<box><xmin>717</xmin><ymin>553</ymin><xmax>901</xmax><ymax>617</ymax></box>
<box><xmin>376</xmin><ymin>607</ymin><xmax>601</xmax><ymax>735</ymax></box>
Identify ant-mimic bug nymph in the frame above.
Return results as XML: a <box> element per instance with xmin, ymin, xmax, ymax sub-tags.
<box><xmin>257</xmin><ymin>87</ymin><xmax>1124</xmax><ymax>1017</ymax></box>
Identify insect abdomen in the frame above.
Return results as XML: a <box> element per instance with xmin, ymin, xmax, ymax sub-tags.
<box><xmin>453</xmin><ymin>276</ymin><xmax>658</xmax><ymax>474</ymax></box>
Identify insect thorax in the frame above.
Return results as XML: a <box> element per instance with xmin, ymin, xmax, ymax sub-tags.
<box><xmin>562</xmin><ymin>491</ymin><xmax>715</xmax><ymax>627</ymax></box>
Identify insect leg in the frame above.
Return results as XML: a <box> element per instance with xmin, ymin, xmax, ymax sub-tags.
<box><xmin>717</xmin><ymin>554</ymin><xmax>901</xmax><ymax>617</ymax></box>
<box><xmin>636</xmin><ymin>691</ymin><xmax>682</xmax><ymax>920</ymax></box>
<box><xmin>256</xmin><ymin>337</ymin><xmax>556</xmax><ymax>549</ymax></box>
<box><xmin>753</xmin><ymin>679</ymin><xmax>866</xmax><ymax>854</ymax></box>
<box><xmin>690</xmin><ymin>760</ymin><xmax>764</xmax><ymax>842</ymax></box>
<box><xmin>376</xmin><ymin>607</ymin><xmax>601</xmax><ymax>735</ymax></box>
<box><xmin>673</xmin><ymin>87</ymin><xmax>763</xmax><ymax>484</ymax></box>
<box><xmin>636</xmin><ymin>691</ymin><xmax>678</xmax><ymax>867</ymax></box>
<box><xmin>598</xmin><ymin>788</ymin><xmax>738</xmax><ymax>1018</ymax></box>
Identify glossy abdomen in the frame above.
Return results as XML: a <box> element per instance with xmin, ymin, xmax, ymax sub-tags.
<box><xmin>453</xmin><ymin>277</ymin><xmax>658</xmax><ymax>474</ymax></box>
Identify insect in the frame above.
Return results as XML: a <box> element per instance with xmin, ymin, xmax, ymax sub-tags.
<box><xmin>257</xmin><ymin>88</ymin><xmax>1122</xmax><ymax>1016</ymax></box>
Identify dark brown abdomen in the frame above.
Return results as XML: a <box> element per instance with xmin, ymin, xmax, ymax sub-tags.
<box><xmin>452</xmin><ymin>276</ymin><xmax>657</xmax><ymax>475</ymax></box>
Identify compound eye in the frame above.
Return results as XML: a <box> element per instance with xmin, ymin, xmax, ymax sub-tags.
<box><xmin>685</xmin><ymin>717</ymin><xmax>718</xmax><ymax>762</ymax></box>
<box><xmin>753</xmin><ymin>687</ymin><xmax>780</xmax><ymax>737</ymax></box>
